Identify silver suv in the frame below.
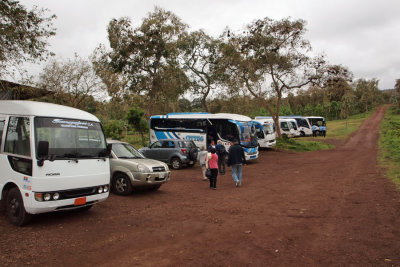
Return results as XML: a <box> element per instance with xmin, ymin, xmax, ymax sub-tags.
<box><xmin>108</xmin><ymin>140</ymin><xmax>171</xmax><ymax>195</ymax></box>
<box><xmin>139</xmin><ymin>139</ymin><xmax>198</xmax><ymax>170</ymax></box>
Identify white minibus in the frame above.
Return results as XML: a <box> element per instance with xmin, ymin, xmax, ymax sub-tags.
<box><xmin>280</xmin><ymin>116</ymin><xmax>313</xmax><ymax>136</ymax></box>
<box><xmin>253</xmin><ymin>118</ymin><xmax>276</xmax><ymax>148</ymax></box>
<box><xmin>0</xmin><ymin>101</ymin><xmax>111</xmax><ymax>226</ymax></box>
<box><xmin>255</xmin><ymin>116</ymin><xmax>295</xmax><ymax>138</ymax></box>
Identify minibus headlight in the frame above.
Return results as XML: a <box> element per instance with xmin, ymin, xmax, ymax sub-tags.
<box><xmin>53</xmin><ymin>192</ymin><xmax>60</xmax><ymax>200</ymax></box>
<box><xmin>44</xmin><ymin>193</ymin><xmax>51</xmax><ymax>201</ymax></box>
<box><xmin>98</xmin><ymin>186</ymin><xmax>103</xmax><ymax>194</ymax></box>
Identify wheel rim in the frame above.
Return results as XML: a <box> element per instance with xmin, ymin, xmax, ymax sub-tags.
<box><xmin>115</xmin><ymin>177</ymin><xmax>128</xmax><ymax>192</ymax></box>
<box><xmin>8</xmin><ymin>197</ymin><xmax>21</xmax><ymax>217</ymax></box>
<box><xmin>172</xmin><ymin>159</ymin><xmax>180</xmax><ymax>169</ymax></box>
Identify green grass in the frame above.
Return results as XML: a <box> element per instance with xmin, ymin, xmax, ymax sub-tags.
<box><xmin>275</xmin><ymin>135</ymin><xmax>334</xmax><ymax>152</ymax></box>
<box><xmin>324</xmin><ymin>110</ymin><xmax>375</xmax><ymax>139</ymax></box>
<box><xmin>275</xmin><ymin>110</ymin><xmax>375</xmax><ymax>152</ymax></box>
<box><xmin>378</xmin><ymin>106</ymin><xmax>400</xmax><ymax>187</ymax></box>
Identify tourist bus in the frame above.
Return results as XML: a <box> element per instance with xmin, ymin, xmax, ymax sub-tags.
<box><xmin>149</xmin><ymin>113</ymin><xmax>259</xmax><ymax>161</ymax></box>
<box><xmin>0</xmin><ymin>101</ymin><xmax>111</xmax><ymax>226</ymax></box>
<box><xmin>253</xmin><ymin>118</ymin><xmax>276</xmax><ymax>148</ymax></box>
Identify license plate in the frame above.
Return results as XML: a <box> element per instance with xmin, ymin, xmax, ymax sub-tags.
<box><xmin>159</xmin><ymin>173</ymin><xmax>165</xmax><ymax>179</ymax></box>
<box><xmin>74</xmin><ymin>197</ymin><xmax>86</xmax><ymax>206</ymax></box>
<box><xmin>189</xmin><ymin>161</ymin><xmax>193</xmax><ymax>164</ymax></box>
<box><xmin>250</xmin><ymin>155</ymin><xmax>257</xmax><ymax>159</ymax></box>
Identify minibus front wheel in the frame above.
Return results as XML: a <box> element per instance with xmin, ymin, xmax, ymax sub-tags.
<box><xmin>6</xmin><ymin>187</ymin><xmax>31</xmax><ymax>226</ymax></box>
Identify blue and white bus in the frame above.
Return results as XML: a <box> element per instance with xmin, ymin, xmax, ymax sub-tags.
<box><xmin>149</xmin><ymin>113</ymin><xmax>259</xmax><ymax>161</ymax></box>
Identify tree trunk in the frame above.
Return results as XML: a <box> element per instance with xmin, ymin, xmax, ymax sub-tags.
<box><xmin>202</xmin><ymin>96</ymin><xmax>208</xmax><ymax>112</ymax></box>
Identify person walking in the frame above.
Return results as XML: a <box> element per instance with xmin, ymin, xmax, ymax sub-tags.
<box><xmin>227</xmin><ymin>139</ymin><xmax>246</xmax><ymax>187</ymax></box>
<box><xmin>216</xmin><ymin>140</ymin><xmax>227</xmax><ymax>175</ymax></box>
<box><xmin>197</xmin><ymin>146</ymin><xmax>208</xmax><ymax>180</ymax></box>
<box><xmin>205</xmin><ymin>147</ymin><xmax>219</xmax><ymax>189</ymax></box>
<box><xmin>208</xmin><ymin>140</ymin><xmax>216</xmax><ymax>152</ymax></box>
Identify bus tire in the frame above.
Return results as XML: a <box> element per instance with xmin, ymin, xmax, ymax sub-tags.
<box><xmin>112</xmin><ymin>173</ymin><xmax>133</xmax><ymax>195</ymax></box>
<box><xmin>171</xmin><ymin>157</ymin><xmax>182</xmax><ymax>170</ymax></box>
<box><xmin>300</xmin><ymin>131</ymin><xmax>305</xmax><ymax>137</ymax></box>
<box><xmin>6</xmin><ymin>187</ymin><xmax>31</xmax><ymax>226</ymax></box>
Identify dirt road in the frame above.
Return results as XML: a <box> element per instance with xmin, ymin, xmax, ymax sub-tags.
<box><xmin>1</xmin><ymin>106</ymin><xmax>399</xmax><ymax>266</ymax></box>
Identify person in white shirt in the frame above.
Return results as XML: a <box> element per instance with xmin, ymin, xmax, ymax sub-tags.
<box><xmin>197</xmin><ymin>146</ymin><xmax>209</xmax><ymax>180</ymax></box>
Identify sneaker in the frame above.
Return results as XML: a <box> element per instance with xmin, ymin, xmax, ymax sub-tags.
<box><xmin>213</xmin><ymin>188</ymin><xmax>217</xmax><ymax>190</ymax></box>
<box><xmin>235</xmin><ymin>180</ymin><xmax>239</xmax><ymax>187</ymax></box>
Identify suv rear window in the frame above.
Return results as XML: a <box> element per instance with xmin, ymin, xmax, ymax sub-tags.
<box><xmin>178</xmin><ymin>141</ymin><xmax>196</xmax><ymax>148</ymax></box>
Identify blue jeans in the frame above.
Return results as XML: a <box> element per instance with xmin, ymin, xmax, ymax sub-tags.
<box><xmin>231</xmin><ymin>164</ymin><xmax>242</xmax><ymax>185</ymax></box>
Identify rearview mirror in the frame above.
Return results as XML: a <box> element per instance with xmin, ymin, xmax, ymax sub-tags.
<box><xmin>37</xmin><ymin>141</ymin><xmax>49</xmax><ymax>167</ymax></box>
<box><xmin>105</xmin><ymin>143</ymin><xmax>112</xmax><ymax>157</ymax></box>
<box><xmin>37</xmin><ymin>141</ymin><xmax>49</xmax><ymax>158</ymax></box>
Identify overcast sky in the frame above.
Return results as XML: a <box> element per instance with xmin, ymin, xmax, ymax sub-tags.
<box><xmin>19</xmin><ymin>0</ymin><xmax>400</xmax><ymax>89</ymax></box>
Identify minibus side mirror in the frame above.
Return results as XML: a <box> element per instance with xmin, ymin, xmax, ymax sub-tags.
<box><xmin>105</xmin><ymin>144</ymin><xmax>112</xmax><ymax>157</ymax></box>
<box><xmin>37</xmin><ymin>141</ymin><xmax>49</xmax><ymax>167</ymax></box>
<box><xmin>38</xmin><ymin>141</ymin><xmax>49</xmax><ymax>158</ymax></box>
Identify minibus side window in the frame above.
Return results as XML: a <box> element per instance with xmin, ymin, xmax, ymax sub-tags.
<box><xmin>5</xmin><ymin>117</ymin><xmax>31</xmax><ymax>157</ymax></box>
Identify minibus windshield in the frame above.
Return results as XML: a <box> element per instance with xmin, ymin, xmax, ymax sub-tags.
<box><xmin>35</xmin><ymin>117</ymin><xmax>107</xmax><ymax>159</ymax></box>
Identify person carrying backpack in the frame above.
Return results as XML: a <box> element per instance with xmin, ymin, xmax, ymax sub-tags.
<box><xmin>216</xmin><ymin>140</ymin><xmax>227</xmax><ymax>175</ymax></box>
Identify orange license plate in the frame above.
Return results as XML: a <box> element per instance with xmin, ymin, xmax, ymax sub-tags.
<box><xmin>74</xmin><ymin>197</ymin><xmax>87</xmax><ymax>206</ymax></box>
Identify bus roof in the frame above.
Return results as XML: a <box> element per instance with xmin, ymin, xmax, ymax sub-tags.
<box><xmin>0</xmin><ymin>100</ymin><xmax>100</xmax><ymax>122</ymax></box>
<box><xmin>151</xmin><ymin>112</ymin><xmax>253</xmax><ymax>122</ymax></box>
<box><xmin>305</xmin><ymin>116</ymin><xmax>325</xmax><ymax>120</ymax></box>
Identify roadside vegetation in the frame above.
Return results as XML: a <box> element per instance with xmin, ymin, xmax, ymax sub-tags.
<box><xmin>276</xmin><ymin>136</ymin><xmax>334</xmax><ymax>152</ymax></box>
<box><xmin>321</xmin><ymin>110</ymin><xmax>375</xmax><ymax>139</ymax></box>
<box><xmin>379</xmin><ymin>106</ymin><xmax>400</xmax><ymax>187</ymax></box>
<box><xmin>275</xmin><ymin>109</ymin><xmax>375</xmax><ymax>152</ymax></box>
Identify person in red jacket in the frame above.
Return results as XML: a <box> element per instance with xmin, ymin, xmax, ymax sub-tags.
<box><xmin>205</xmin><ymin>147</ymin><xmax>219</xmax><ymax>189</ymax></box>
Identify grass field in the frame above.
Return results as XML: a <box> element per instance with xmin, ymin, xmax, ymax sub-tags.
<box><xmin>276</xmin><ymin>110</ymin><xmax>374</xmax><ymax>152</ymax></box>
<box><xmin>378</xmin><ymin>106</ymin><xmax>400</xmax><ymax>187</ymax></box>
<box><xmin>323</xmin><ymin>110</ymin><xmax>375</xmax><ymax>139</ymax></box>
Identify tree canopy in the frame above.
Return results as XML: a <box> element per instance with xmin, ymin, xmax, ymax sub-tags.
<box><xmin>0</xmin><ymin>0</ymin><xmax>56</xmax><ymax>78</ymax></box>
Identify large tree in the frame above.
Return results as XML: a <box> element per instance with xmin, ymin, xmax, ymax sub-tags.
<box><xmin>106</xmin><ymin>7</ymin><xmax>189</xmax><ymax>117</ymax></box>
<box><xmin>0</xmin><ymin>0</ymin><xmax>56</xmax><ymax>78</ymax></box>
<box><xmin>37</xmin><ymin>54</ymin><xmax>105</xmax><ymax>110</ymax></box>
<box><xmin>221</xmin><ymin>17</ymin><xmax>324</xmax><ymax>137</ymax></box>
<box><xmin>180</xmin><ymin>30</ymin><xmax>222</xmax><ymax>112</ymax></box>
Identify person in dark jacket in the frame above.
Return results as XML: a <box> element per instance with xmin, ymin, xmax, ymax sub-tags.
<box><xmin>227</xmin><ymin>139</ymin><xmax>246</xmax><ymax>187</ymax></box>
<box><xmin>216</xmin><ymin>140</ymin><xmax>227</xmax><ymax>175</ymax></box>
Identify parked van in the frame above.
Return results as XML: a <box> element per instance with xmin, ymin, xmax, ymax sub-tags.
<box><xmin>0</xmin><ymin>101</ymin><xmax>111</xmax><ymax>226</ymax></box>
<box><xmin>253</xmin><ymin>118</ymin><xmax>276</xmax><ymax>148</ymax></box>
<box><xmin>280</xmin><ymin>116</ymin><xmax>312</xmax><ymax>136</ymax></box>
<box><xmin>279</xmin><ymin>118</ymin><xmax>296</xmax><ymax>137</ymax></box>
<box><xmin>287</xmin><ymin>119</ymin><xmax>301</xmax><ymax>137</ymax></box>
<box><xmin>305</xmin><ymin>116</ymin><xmax>326</xmax><ymax>135</ymax></box>
<box><xmin>254</xmin><ymin>116</ymin><xmax>295</xmax><ymax>138</ymax></box>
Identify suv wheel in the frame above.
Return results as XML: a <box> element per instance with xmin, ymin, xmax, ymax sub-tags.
<box><xmin>171</xmin><ymin>157</ymin><xmax>182</xmax><ymax>170</ymax></box>
<box><xmin>112</xmin><ymin>173</ymin><xmax>133</xmax><ymax>195</ymax></box>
